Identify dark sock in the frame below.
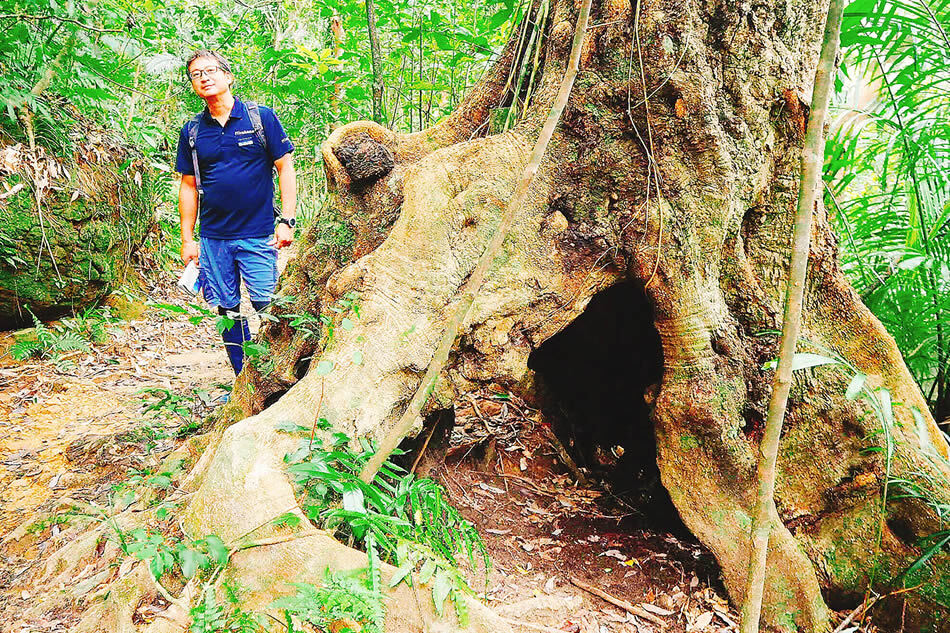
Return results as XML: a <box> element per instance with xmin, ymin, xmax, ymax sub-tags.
<box><xmin>219</xmin><ymin>306</ymin><xmax>247</xmax><ymax>375</ymax></box>
<box><xmin>250</xmin><ymin>299</ymin><xmax>269</xmax><ymax>312</ymax></box>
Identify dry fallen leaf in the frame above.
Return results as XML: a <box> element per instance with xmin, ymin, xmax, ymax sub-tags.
<box><xmin>0</xmin><ymin>182</ymin><xmax>24</xmax><ymax>200</ymax></box>
<box><xmin>601</xmin><ymin>549</ymin><xmax>627</xmax><ymax>561</ymax></box>
<box><xmin>689</xmin><ymin>611</ymin><xmax>713</xmax><ymax>631</ymax></box>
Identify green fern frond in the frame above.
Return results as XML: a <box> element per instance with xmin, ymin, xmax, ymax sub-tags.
<box><xmin>52</xmin><ymin>331</ymin><xmax>90</xmax><ymax>353</ymax></box>
<box><xmin>451</xmin><ymin>587</ymin><xmax>470</xmax><ymax>627</ymax></box>
<box><xmin>10</xmin><ymin>338</ymin><xmax>42</xmax><ymax>360</ymax></box>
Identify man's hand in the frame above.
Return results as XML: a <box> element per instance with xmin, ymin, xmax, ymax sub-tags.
<box><xmin>271</xmin><ymin>222</ymin><xmax>294</xmax><ymax>249</ymax></box>
<box><xmin>182</xmin><ymin>239</ymin><xmax>199</xmax><ymax>265</ymax></box>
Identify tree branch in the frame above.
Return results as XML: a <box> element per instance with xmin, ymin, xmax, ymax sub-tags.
<box><xmin>0</xmin><ymin>13</ymin><xmax>123</xmax><ymax>34</ymax></box>
<box><xmin>364</xmin><ymin>0</ymin><xmax>385</xmax><ymax>123</ymax></box>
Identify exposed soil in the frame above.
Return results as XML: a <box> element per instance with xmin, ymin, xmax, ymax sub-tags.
<box><xmin>0</xmin><ymin>272</ymin><xmax>233</xmax><ymax>629</ymax></box>
<box><xmin>411</xmin><ymin>390</ymin><xmax>741</xmax><ymax>633</ymax></box>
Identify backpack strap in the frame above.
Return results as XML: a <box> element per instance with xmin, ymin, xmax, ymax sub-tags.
<box><xmin>244</xmin><ymin>101</ymin><xmax>268</xmax><ymax>156</ymax></box>
<box><xmin>186</xmin><ymin>114</ymin><xmax>204</xmax><ymax>196</ymax></box>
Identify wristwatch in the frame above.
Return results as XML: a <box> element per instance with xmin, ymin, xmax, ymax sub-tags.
<box><xmin>277</xmin><ymin>217</ymin><xmax>296</xmax><ymax>228</ymax></box>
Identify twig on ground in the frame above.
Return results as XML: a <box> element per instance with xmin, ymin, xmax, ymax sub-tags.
<box><xmin>832</xmin><ymin>583</ymin><xmax>923</xmax><ymax>633</ymax></box>
<box><xmin>500</xmin><ymin>617</ymin><xmax>577</xmax><ymax>633</ymax></box>
<box><xmin>833</xmin><ymin>598</ymin><xmax>877</xmax><ymax>633</ymax></box>
<box><xmin>569</xmin><ymin>577</ymin><xmax>668</xmax><ymax>628</ymax></box>
<box><xmin>540</xmin><ymin>425</ymin><xmax>586</xmax><ymax>485</ymax></box>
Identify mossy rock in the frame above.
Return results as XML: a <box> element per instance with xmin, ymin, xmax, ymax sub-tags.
<box><xmin>0</xmin><ymin>128</ymin><xmax>155</xmax><ymax>328</ymax></box>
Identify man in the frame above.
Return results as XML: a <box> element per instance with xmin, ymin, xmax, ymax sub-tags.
<box><xmin>175</xmin><ymin>50</ymin><xmax>297</xmax><ymax>375</ymax></box>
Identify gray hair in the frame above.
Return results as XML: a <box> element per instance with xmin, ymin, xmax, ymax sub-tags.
<box><xmin>186</xmin><ymin>49</ymin><xmax>233</xmax><ymax>75</ymax></box>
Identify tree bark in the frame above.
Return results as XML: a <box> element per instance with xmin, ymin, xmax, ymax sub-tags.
<box><xmin>34</xmin><ymin>1</ymin><xmax>950</xmax><ymax>631</ymax></box>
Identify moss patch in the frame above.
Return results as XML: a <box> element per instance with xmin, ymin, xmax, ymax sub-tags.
<box><xmin>0</xmin><ymin>144</ymin><xmax>154</xmax><ymax>327</ymax></box>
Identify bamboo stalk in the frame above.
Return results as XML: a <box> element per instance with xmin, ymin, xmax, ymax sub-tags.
<box><xmin>365</xmin><ymin>0</ymin><xmax>385</xmax><ymax>123</ymax></box>
<box><xmin>739</xmin><ymin>2</ymin><xmax>844</xmax><ymax>632</ymax></box>
<box><xmin>359</xmin><ymin>0</ymin><xmax>594</xmax><ymax>483</ymax></box>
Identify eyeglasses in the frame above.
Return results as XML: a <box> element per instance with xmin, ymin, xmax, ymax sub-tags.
<box><xmin>189</xmin><ymin>66</ymin><xmax>224</xmax><ymax>80</ymax></box>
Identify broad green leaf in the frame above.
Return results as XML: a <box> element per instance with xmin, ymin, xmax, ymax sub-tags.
<box><xmin>342</xmin><ymin>483</ymin><xmax>366</xmax><ymax>514</ymax></box>
<box><xmin>902</xmin><ymin>532</ymin><xmax>950</xmax><ymax>580</ymax></box>
<box><xmin>912</xmin><ymin>407</ymin><xmax>933</xmax><ymax>453</ymax></box>
<box><xmin>388</xmin><ymin>563</ymin><xmax>413</xmax><ymax>587</ymax></box>
<box><xmin>202</xmin><ymin>535</ymin><xmax>229</xmax><ymax>566</ymax></box>
<box><xmin>178</xmin><ymin>547</ymin><xmax>204</xmax><ymax>578</ymax></box>
<box><xmin>846</xmin><ymin>373</ymin><xmax>867</xmax><ymax>400</ymax></box>
<box><xmin>431</xmin><ymin>570</ymin><xmax>453</xmax><ymax>616</ymax></box>
<box><xmin>419</xmin><ymin>558</ymin><xmax>437</xmax><ymax>584</ymax></box>
<box><xmin>763</xmin><ymin>352</ymin><xmax>840</xmax><ymax>371</ymax></box>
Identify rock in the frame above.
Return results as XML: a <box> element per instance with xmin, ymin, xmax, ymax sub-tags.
<box><xmin>0</xmin><ymin>104</ymin><xmax>154</xmax><ymax>329</ymax></box>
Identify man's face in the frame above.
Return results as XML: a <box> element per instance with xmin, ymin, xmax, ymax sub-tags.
<box><xmin>188</xmin><ymin>57</ymin><xmax>233</xmax><ymax>100</ymax></box>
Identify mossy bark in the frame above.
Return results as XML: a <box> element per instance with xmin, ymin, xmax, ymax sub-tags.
<box><xmin>0</xmin><ymin>134</ymin><xmax>154</xmax><ymax>328</ymax></box>
<box><xmin>40</xmin><ymin>0</ymin><xmax>950</xmax><ymax>631</ymax></box>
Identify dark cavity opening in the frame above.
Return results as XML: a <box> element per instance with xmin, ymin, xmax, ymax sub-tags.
<box><xmin>262</xmin><ymin>389</ymin><xmax>288</xmax><ymax>410</ymax></box>
<box><xmin>393</xmin><ymin>409</ymin><xmax>456</xmax><ymax>474</ymax></box>
<box><xmin>527</xmin><ymin>280</ymin><xmax>684</xmax><ymax>533</ymax></box>
<box><xmin>294</xmin><ymin>355</ymin><xmax>312</xmax><ymax>381</ymax></box>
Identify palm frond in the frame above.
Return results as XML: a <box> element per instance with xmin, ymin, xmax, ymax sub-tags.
<box><xmin>828</xmin><ymin>0</ymin><xmax>950</xmax><ymax>419</ymax></box>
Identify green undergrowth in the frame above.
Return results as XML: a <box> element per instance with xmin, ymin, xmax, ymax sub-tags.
<box><xmin>90</xmin><ymin>417</ymin><xmax>488</xmax><ymax>632</ymax></box>
<box><xmin>277</xmin><ymin>424</ymin><xmax>490</xmax><ymax>629</ymax></box>
<box><xmin>8</xmin><ymin>305</ymin><xmax>122</xmax><ymax>369</ymax></box>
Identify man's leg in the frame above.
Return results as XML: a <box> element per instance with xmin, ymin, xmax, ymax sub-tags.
<box><xmin>235</xmin><ymin>237</ymin><xmax>279</xmax><ymax>313</ymax></box>
<box><xmin>199</xmin><ymin>238</ymin><xmax>246</xmax><ymax>375</ymax></box>
<box><xmin>218</xmin><ymin>306</ymin><xmax>250</xmax><ymax>375</ymax></box>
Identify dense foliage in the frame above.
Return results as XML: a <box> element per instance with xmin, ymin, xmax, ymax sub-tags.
<box><xmin>0</xmin><ymin>0</ymin><xmax>519</xmax><ymax>218</ymax></box>
<box><xmin>826</xmin><ymin>0</ymin><xmax>950</xmax><ymax>423</ymax></box>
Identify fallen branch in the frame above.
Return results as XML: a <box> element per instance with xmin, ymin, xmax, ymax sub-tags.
<box><xmin>409</xmin><ymin>419</ymin><xmax>440</xmax><ymax>475</ymax></box>
<box><xmin>541</xmin><ymin>424</ymin><xmax>587</xmax><ymax>485</ymax></box>
<box><xmin>569</xmin><ymin>577</ymin><xmax>668</xmax><ymax>628</ymax></box>
<box><xmin>832</xmin><ymin>597</ymin><xmax>879</xmax><ymax>633</ymax></box>
<box><xmin>831</xmin><ymin>583</ymin><xmax>923</xmax><ymax>633</ymax></box>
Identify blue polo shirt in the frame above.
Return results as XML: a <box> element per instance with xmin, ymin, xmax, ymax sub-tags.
<box><xmin>175</xmin><ymin>98</ymin><xmax>294</xmax><ymax>239</ymax></box>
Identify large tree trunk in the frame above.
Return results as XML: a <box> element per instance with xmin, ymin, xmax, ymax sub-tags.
<box><xmin>38</xmin><ymin>0</ymin><xmax>950</xmax><ymax>631</ymax></box>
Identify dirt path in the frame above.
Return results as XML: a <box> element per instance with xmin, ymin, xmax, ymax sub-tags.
<box><xmin>0</xmin><ymin>273</ymin><xmax>235</xmax><ymax>629</ymax></box>
<box><xmin>0</xmin><ymin>280</ymin><xmax>231</xmax><ymax>536</ymax></box>
<box><xmin>0</xmin><ymin>271</ymin><xmax>743</xmax><ymax>632</ymax></box>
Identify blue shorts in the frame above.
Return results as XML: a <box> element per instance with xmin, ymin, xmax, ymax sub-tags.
<box><xmin>198</xmin><ymin>236</ymin><xmax>277</xmax><ymax>309</ymax></box>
